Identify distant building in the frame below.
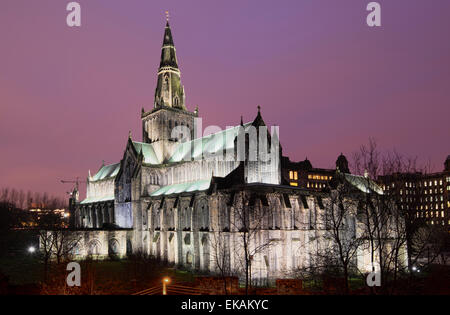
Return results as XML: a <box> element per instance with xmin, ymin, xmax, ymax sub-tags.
<box><xmin>378</xmin><ymin>156</ymin><xmax>450</xmax><ymax>228</ymax></box>
<box><xmin>28</xmin><ymin>206</ymin><xmax>69</xmax><ymax>228</ymax></box>
<box><xmin>281</xmin><ymin>153</ymin><xmax>351</xmax><ymax>190</ymax></box>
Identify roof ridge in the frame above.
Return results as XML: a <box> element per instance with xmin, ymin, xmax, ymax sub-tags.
<box><xmin>190</xmin><ymin>121</ymin><xmax>252</xmax><ymax>141</ymax></box>
<box><xmin>101</xmin><ymin>162</ymin><xmax>120</xmax><ymax>167</ymax></box>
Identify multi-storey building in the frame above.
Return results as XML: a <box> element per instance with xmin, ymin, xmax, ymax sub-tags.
<box><xmin>379</xmin><ymin>156</ymin><xmax>450</xmax><ymax>228</ymax></box>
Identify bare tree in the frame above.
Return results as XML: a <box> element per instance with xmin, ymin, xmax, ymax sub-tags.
<box><xmin>319</xmin><ymin>179</ymin><xmax>363</xmax><ymax>294</ymax></box>
<box><xmin>210</xmin><ymin>231</ymin><xmax>235</xmax><ymax>294</ymax></box>
<box><xmin>0</xmin><ymin>187</ymin><xmax>66</xmax><ymax>211</ymax></box>
<box><xmin>52</xmin><ymin>230</ymin><xmax>82</xmax><ymax>264</ymax></box>
<box><xmin>409</xmin><ymin>223</ymin><xmax>449</xmax><ymax>268</ymax></box>
<box><xmin>39</xmin><ymin>229</ymin><xmax>82</xmax><ymax>281</ymax></box>
<box><xmin>350</xmin><ymin>138</ymin><xmax>448</xmax><ymax>293</ymax></box>
<box><xmin>37</xmin><ymin>210</ymin><xmax>71</xmax><ymax>282</ymax></box>
<box><xmin>231</xmin><ymin>190</ymin><xmax>274</xmax><ymax>294</ymax></box>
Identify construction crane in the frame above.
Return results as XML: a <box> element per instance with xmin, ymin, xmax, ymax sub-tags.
<box><xmin>60</xmin><ymin>177</ymin><xmax>85</xmax><ymax>195</ymax></box>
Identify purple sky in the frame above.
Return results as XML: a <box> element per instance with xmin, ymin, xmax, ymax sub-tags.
<box><xmin>1</xmin><ymin>0</ymin><xmax>449</xmax><ymax>199</ymax></box>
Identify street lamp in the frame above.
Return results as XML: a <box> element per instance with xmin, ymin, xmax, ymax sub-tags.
<box><xmin>28</xmin><ymin>246</ymin><xmax>36</xmax><ymax>253</ymax></box>
<box><xmin>162</xmin><ymin>277</ymin><xmax>170</xmax><ymax>295</ymax></box>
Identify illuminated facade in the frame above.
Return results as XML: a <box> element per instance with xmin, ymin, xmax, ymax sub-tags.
<box><xmin>65</xmin><ymin>20</ymin><xmax>403</xmax><ymax>282</ymax></box>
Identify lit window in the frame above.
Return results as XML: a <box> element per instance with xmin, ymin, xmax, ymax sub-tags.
<box><xmin>290</xmin><ymin>182</ymin><xmax>298</xmax><ymax>187</ymax></box>
<box><xmin>294</xmin><ymin>172</ymin><xmax>298</xmax><ymax>180</ymax></box>
<box><xmin>289</xmin><ymin>171</ymin><xmax>293</xmax><ymax>180</ymax></box>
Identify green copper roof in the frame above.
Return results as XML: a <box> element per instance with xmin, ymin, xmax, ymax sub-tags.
<box><xmin>80</xmin><ymin>195</ymin><xmax>114</xmax><ymax>204</ymax></box>
<box><xmin>169</xmin><ymin>122</ymin><xmax>253</xmax><ymax>163</ymax></box>
<box><xmin>344</xmin><ymin>174</ymin><xmax>384</xmax><ymax>195</ymax></box>
<box><xmin>150</xmin><ymin>179</ymin><xmax>211</xmax><ymax>197</ymax></box>
<box><xmin>92</xmin><ymin>163</ymin><xmax>120</xmax><ymax>181</ymax></box>
<box><xmin>132</xmin><ymin>141</ymin><xmax>161</xmax><ymax>165</ymax></box>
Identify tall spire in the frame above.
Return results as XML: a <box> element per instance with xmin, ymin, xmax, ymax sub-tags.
<box><xmin>160</xmin><ymin>20</ymin><xmax>177</xmax><ymax>68</ymax></box>
<box><xmin>154</xmin><ymin>15</ymin><xmax>186</xmax><ymax>110</ymax></box>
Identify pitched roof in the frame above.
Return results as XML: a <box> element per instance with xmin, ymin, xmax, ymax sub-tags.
<box><xmin>168</xmin><ymin>122</ymin><xmax>253</xmax><ymax>163</ymax></box>
<box><xmin>91</xmin><ymin>163</ymin><xmax>120</xmax><ymax>182</ymax></box>
<box><xmin>132</xmin><ymin>141</ymin><xmax>160</xmax><ymax>165</ymax></box>
<box><xmin>344</xmin><ymin>173</ymin><xmax>384</xmax><ymax>195</ymax></box>
<box><xmin>150</xmin><ymin>179</ymin><xmax>211</xmax><ymax>197</ymax></box>
<box><xmin>80</xmin><ymin>195</ymin><xmax>114</xmax><ymax>205</ymax></box>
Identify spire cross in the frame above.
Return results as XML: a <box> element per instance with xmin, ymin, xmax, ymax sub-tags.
<box><xmin>165</xmin><ymin>11</ymin><xmax>170</xmax><ymax>22</ymax></box>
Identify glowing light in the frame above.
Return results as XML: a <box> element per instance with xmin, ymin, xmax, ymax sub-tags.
<box><xmin>28</xmin><ymin>246</ymin><xmax>36</xmax><ymax>253</ymax></box>
<box><xmin>162</xmin><ymin>277</ymin><xmax>170</xmax><ymax>295</ymax></box>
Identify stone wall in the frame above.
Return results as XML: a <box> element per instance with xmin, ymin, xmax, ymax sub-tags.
<box><xmin>87</xmin><ymin>177</ymin><xmax>115</xmax><ymax>200</ymax></box>
<box><xmin>40</xmin><ymin>230</ymin><xmax>131</xmax><ymax>260</ymax></box>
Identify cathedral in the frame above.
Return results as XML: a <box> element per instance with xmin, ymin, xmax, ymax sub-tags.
<box><xmin>66</xmin><ymin>20</ymin><xmax>402</xmax><ymax>283</ymax></box>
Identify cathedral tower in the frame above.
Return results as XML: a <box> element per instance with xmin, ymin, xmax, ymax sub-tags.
<box><xmin>154</xmin><ymin>20</ymin><xmax>186</xmax><ymax>109</ymax></box>
<box><xmin>142</xmin><ymin>18</ymin><xmax>197</xmax><ymax>163</ymax></box>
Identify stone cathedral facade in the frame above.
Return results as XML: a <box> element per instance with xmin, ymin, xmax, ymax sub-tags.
<box><xmin>66</xmin><ymin>21</ymin><xmax>400</xmax><ymax>283</ymax></box>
